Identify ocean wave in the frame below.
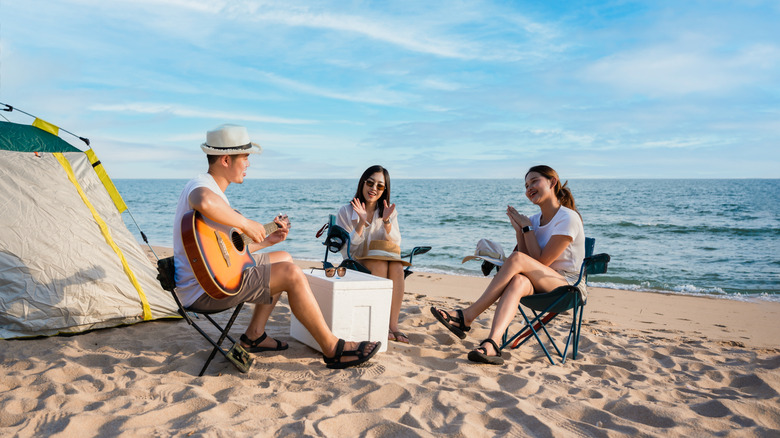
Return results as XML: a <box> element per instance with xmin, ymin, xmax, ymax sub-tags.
<box><xmin>607</xmin><ymin>221</ymin><xmax>778</xmax><ymax>237</ymax></box>
<box><xmin>590</xmin><ymin>282</ymin><xmax>780</xmax><ymax>303</ymax></box>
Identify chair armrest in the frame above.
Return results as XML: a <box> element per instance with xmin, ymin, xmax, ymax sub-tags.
<box><xmin>401</xmin><ymin>246</ymin><xmax>431</xmax><ymax>266</ymax></box>
<box><xmin>584</xmin><ymin>253</ymin><xmax>610</xmax><ymax>276</ymax></box>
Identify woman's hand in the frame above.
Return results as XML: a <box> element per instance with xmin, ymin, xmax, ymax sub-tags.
<box><xmin>351</xmin><ymin>198</ymin><xmax>368</xmax><ymax>225</ymax></box>
<box><xmin>382</xmin><ymin>200</ymin><xmax>396</xmax><ymax>223</ymax></box>
<box><xmin>507</xmin><ymin>205</ymin><xmax>532</xmax><ymax>231</ymax></box>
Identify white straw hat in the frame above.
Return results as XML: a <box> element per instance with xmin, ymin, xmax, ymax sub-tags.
<box><xmin>358</xmin><ymin>240</ymin><xmax>411</xmax><ymax>266</ymax></box>
<box><xmin>461</xmin><ymin>239</ymin><xmax>506</xmax><ymax>266</ymax></box>
<box><xmin>201</xmin><ymin>124</ymin><xmax>262</xmax><ymax>155</ymax></box>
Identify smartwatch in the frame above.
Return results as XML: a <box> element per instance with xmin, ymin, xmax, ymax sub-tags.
<box><xmin>521</xmin><ymin>225</ymin><xmax>532</xmax><ymax>234</ymax></box>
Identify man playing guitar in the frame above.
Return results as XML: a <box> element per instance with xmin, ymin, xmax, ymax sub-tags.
<box><xmin>172</xmin><ymin>124</ymin><xmax>380</xmax><ymax>369</ymax></box>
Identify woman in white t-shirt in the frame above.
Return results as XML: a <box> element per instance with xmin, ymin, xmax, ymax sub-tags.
<box><xmin>431</xmin><ymin>165</ymin><xmax>585</xmax><ymax>365</ymax></box>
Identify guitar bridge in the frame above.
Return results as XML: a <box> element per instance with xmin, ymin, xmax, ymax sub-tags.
<box><xmin>215</xmin><ymin>231</ymin><xmax>231</xmax><ymax>267</ymax></box>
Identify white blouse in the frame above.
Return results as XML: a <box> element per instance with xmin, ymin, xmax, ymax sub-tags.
<box><xmin>335</xmin><ymin>203</ymin><xmax>402</xmax><ymax>259</ymax></box>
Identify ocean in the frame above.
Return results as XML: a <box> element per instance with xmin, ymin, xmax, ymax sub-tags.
<box><xmin>116</xmin><ymin>179</ymin><xmax>780</xmax><ymax>302</ymax></box>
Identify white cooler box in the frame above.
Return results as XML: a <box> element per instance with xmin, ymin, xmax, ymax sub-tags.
<box><xmin>290</xmin><ymin>269</ymin><xmax>392</xmax><ymax>353</ymax></box>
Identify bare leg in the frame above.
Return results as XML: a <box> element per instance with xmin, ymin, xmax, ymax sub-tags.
<box><xmin>242</xmin><ymin>251</ymin><xmax>292</xmax><ymax>349</ymax></box>
<box><xmin>387</xmin><ymin>261</ymin><xmax>406</xmax><ymax>337</ymax></box>
<box><xmin>362</xmin><ymin>259</ymin><xmax>408</xmax><ymax>343</ymax></box>
<box><xmin>477</xmin><ymin>274</ymin><xmax>533</xmax><ymax>356</ymax></box>
<box><xmin>435</xmin><ymin>252</ymin><xmax>567</xmax><ymax>330</ymax></box>
<box><xmin>267</xmin><ymin>261</ymin><xmax>377</xmax><ymax>362</ymax></box>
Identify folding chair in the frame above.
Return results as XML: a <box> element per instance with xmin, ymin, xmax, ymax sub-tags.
<box><xmin>400</xmin><ymin>245</ymin><xmax>432</xmax><ymax>279</ymax></box>
<box><xmin>319</xmin><ymin>215</ymin><xmax>372</xmax><ymax>274</ymax></box>
<box><xmin>500</xmin><ymin>237</ymin><xmax>610</xmax><ymax>365</ymax></box>
<box><xmin>156</xmin><ymin>257</ymin><xmax>253</xmax><ymax>376</ymax></box>
<box><xmin>317</xmin><ymin>214</ymin><xmax>431</xmax><ymax>277</ymax></box>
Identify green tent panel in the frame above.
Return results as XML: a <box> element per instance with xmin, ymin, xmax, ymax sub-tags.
<box><xmin>0</xmin><ymin>121</ymin><xmax>81</xmax><ymax>153</ymax></box>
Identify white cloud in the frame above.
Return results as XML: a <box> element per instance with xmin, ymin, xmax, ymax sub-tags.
<box><xmin>583</xmin><ymin>41</ymin><xmax>780</xmax><ymax>97</ymax></box>
<box><xmin>152</xmin><ymin>1</ymin><xmax>557</xmax><ymax>62</ymax></box>
<box><xmin>252</xmin><ymin>71</ymin><xmax>414</xmax><ymax>106</ymax></box>
<box><xmin>88</xmin><ymin>103</ymin><xmax>317</xmax><ymax>125</ymax></box>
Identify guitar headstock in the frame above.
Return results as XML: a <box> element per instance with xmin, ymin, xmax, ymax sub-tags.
<box><xmin>275</xmin><ymin>213</ymin><xmax>291</xmax><ymax>229</ymax></box>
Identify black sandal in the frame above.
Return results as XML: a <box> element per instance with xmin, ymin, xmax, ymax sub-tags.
<box><xmin>467</xmin><ymin>339</ymin><xmax>504</xmax><ymax>365</ymax></box>
<box><xmin>388</xmin><ymin>330</ymin><xmax>410</xmax><ymax>344</ymax></box>
<box><xmin>240</xmin><ymin>332</ymin><xmax>289</xmax><ymax>353</ymax></box>
<box><xmin>430</xmin><ymin>306</ymin><xmax>471</xmax><ymax>339</ymax></box>
<box><xmin>322</xmin><ymin>339</ymin><xmax>381</xmax><ymax>369</ymax></box>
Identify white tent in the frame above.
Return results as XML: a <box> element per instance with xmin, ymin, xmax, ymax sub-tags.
<box><xmin>0</xmin><ymin>119</ymin><xmax>179</xmax><ymax>339</ymax></box>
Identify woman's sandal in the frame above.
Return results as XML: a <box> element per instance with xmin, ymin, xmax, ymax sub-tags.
<box><xmin>240</xmin><ymin>332</ymin><xmax>289</xmax><ymax>353</ymax></box>
<box><xmin>388</xmin><ymin>330</ymin><xmax>410</xmax><ymax>344</ymax></box>
<box><xmin>430</xmin><ymin>306</ymin><xmax>471</xmax><ymax>339</ymax></box>
<box><xmin>467</xmin><ymin>339</ymin><xmax>504</xmax><ymax>365</ymax></box>
<box><xmin>322</xmin><ymin>339</ymin><xmax>381</xmax><ymax>369</ymax></box>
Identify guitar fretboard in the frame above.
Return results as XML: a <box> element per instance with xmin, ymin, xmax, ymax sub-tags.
<box><xmin>240</xmin><ymin>219</ymin><xmax>285</xmax><ymax>245</ymax></box>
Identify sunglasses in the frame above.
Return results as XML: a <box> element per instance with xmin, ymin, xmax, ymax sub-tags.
<box><xmin>364</xmin><ymin>179</ymin><xmax>385</xmax><ymax>191</ymax></box>
<box><xmin>325</xmin><ymin>266</ymin><xmax>347</xmax><ymax>278</ymax></box>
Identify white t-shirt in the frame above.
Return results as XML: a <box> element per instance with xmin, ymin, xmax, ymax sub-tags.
<box><xmin>172</xmin><ymin>173</ymin><xmax>229</xmax><ymax>307</ymax></box>
<box><xmin>529</xmin><ymin>206</ymin><xmax>585</xmax><ymax>274</ymax></box>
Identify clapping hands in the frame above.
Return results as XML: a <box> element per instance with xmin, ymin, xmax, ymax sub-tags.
<box><xmin>507</xmin><ymin>205</ymin><xmax>531</xmax><ymax>232</ymax></box>
<box><xmin>351</xmin><ymin>198</ymin><xmax>396</xmax><ymax>227</ymax></box>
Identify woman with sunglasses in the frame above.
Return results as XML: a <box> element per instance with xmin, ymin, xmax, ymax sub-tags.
<box><xmin>431</xmin><ymin>165</ymin><xmax>586</xmax><ymax>365</ymax></box>
<box><xmin>336</xmin><ymin>165</ymin><xmax>411</xmax><ymax>344</ymax></box>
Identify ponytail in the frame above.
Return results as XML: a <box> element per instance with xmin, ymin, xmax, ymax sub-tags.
<box><xmin>556</xmin><ymin>180</ymin><xmax>577</xmax><ymax>212</ymax></box>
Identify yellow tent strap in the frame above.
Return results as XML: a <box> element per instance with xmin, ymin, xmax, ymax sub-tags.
<box><xmin>85</xmin><ymin>149</ymin><xmax>127</xmax><ymax>213</ymax></box>
<box><xmin>33</xmin><ymin>118</ymin><xmax>60</xmax><ymax>136</ymax></box>
<box><xmin>53</xmin><ymin>152</ymin><xmax>152</xmax><ymax>320</ymax></box>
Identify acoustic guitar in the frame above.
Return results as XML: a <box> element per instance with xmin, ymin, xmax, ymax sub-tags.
<box><xmin>181</xmin><ymin>210</ymin><xmax>289</xmax><ymax>299</ymax></box>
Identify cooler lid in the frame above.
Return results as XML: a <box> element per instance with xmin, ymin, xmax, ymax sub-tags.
<box><xmin>304</xmin><ymin>269</ymin><xmax>393</xmax><ymax>290</ymax></box>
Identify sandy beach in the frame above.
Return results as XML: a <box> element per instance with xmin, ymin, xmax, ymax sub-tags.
<box><xmin>1</xmin><ymin>248</ymin><xmax>778</xmax><ymax>437</ymax></box>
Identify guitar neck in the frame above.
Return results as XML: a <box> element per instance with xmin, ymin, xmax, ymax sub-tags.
<box><xmin>264</xmin><ymin>221</ymin><xmax>280</xmax><ymax>235</ymax></box>
<box><xmin>240</xmin><ymin>220</ymin><xmax>281</xmax><ymax>246</ymax></box>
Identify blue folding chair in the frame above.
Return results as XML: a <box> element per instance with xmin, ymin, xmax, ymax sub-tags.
<box><xmin>319</xmin><ymin>215</ymin><xmax>372</xmax><ymax>274</ymax></box>
<box><xmin>500</xmin><ymin>237</ymin><xmax>610</xmax><ymax>365</ymax></box>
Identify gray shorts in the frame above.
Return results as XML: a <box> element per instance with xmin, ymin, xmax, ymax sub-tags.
<box><xmin>561</xmin><ymin>270</ymin><xmax>588</xmax><ymax>302</ymax></box>
<box><xmin>187</xmin><ymin>253</ymin><xmax>272</xmax><ymax>312</ymax></box>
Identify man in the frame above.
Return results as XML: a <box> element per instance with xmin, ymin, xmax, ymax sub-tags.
<box><xmin>173</xmin><ymin>124</ymin><xmax>380</xmax><ymax>369</ymax></box>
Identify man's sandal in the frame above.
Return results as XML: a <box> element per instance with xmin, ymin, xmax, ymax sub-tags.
<box><xmin>430</xmin><ymin>306</ymin><xmax>471</xmax><ymax>339</ymax></box>
<box><xmin>467</xmin><ymin>339</ymin><xmax>504</xmax><ymax>365</ymax></box>
<box><xmin>322</xmin><ymin>339</ymin><xmax>381</xmax><ymax>369</ymax></box>
<box><xmin>240</xmin><ymin>332</ymin><xmax>289</xmax><ymax>353</ymax></box>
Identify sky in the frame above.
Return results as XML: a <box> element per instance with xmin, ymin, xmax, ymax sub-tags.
<box><xmin>0</xmin><ymin>0</ymin><xmax>778</xmax><ymax>179</ymax></box>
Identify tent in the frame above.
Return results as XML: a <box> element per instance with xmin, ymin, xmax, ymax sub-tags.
<box><xmin>0</xmin><ymin>119</ymin><xmax>179</xmax><ymax>339</ymax></box>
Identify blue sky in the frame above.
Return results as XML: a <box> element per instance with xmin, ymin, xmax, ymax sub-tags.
<box><xmin>0</xmin><ymin>0</ymin><xmax>778</xmax><ymax>179</ymax></box>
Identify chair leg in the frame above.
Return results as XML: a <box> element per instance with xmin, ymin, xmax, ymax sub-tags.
<box><xmin>571</xmin><ymin>305</ymin><xmax>585</xmax><ymax>359</ymax></box>
<box><xmin>196</xmin><ymin>303</ymin><xmax>245</xmax><ymax>376</ymax></box>
<box><xmin>501</xmin><ymin>310</ymin><xmax>545</xmax><ymax>350</ymax></box>
<box><xmin>502</xmin><ymin>312</ymin><xmax>558</xmax><ymax>349</ymax></box>
<box><xmin>560</xmin><ymin>303</ymin><xmax>578</xmax><ymax>364</ymax></box>
<box><xmin>534</xmin><ymin>309</ymin><xmax>565</xmax><ymax>358</ymax></box>
<box><xmin>501</xmin><ymin>292</ymin><xmax>579</xmax><ymax>366</ymax></box>
<box><xmin>561</xmin><ymin>299</ymin><xmax>586</xmax><ymax>364</ymax></box>
<box><xmin>518</xmin><ymin>307</ymin><xmax>557</xmax><ymax>365</ymax></box>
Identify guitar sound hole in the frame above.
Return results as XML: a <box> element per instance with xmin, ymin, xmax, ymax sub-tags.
<box><xmin>231</xmin><ymin>231</ymin><xmax>245</xmax><ymax>252</ymax></box>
